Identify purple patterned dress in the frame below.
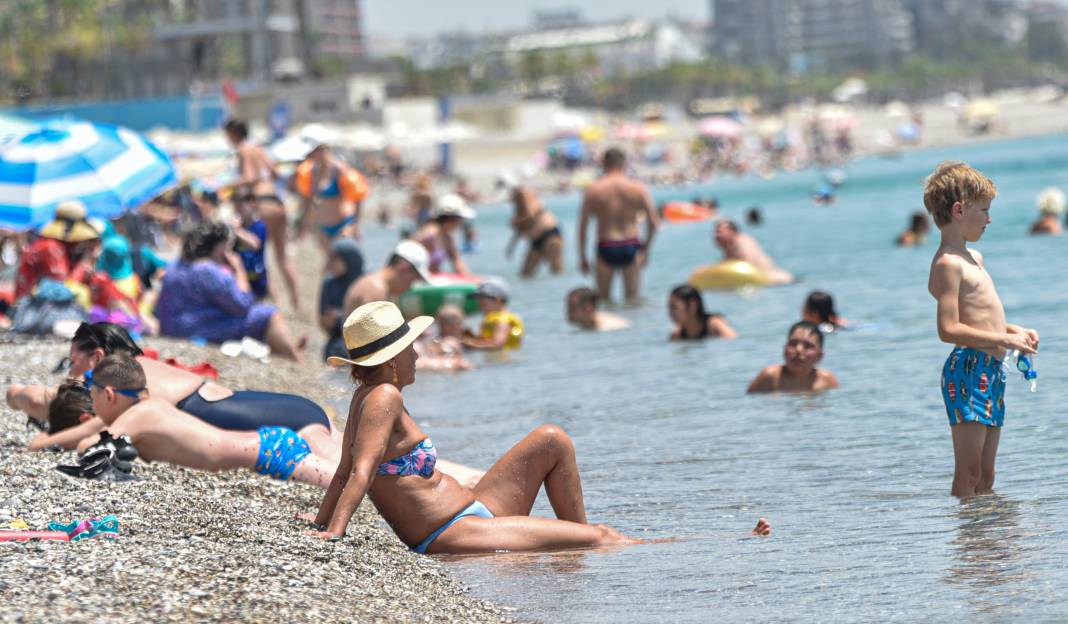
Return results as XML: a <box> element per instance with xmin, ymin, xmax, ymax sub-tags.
<box><xmin>155</xmin><ymin>260</ymin><xmax>276</xmax><ymax>343</ymax></box>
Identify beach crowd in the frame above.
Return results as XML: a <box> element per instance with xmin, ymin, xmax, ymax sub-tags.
<box><xmin>1</xmin><ymin>116</ymin><xmax>1051</xmax><ymax>554</ymax></box>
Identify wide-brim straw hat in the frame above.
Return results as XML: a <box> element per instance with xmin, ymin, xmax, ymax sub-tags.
<box><xmin>326</xmin><ymin>301</ymin><xmax>433</xmax><ymax>367</ymax></box>
<box><xmin>39</xmin><ymin>200</ymin><xmax>103</xmax><ymax>242</ymax></box>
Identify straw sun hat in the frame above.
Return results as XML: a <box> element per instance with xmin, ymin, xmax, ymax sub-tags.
<box><xmin>326</xmin><ymin>301</ymin><xmax>433</xmax><ymax>367</ymax></box>
<box><xmin>39</xmin><ymin>200</ymin><xmax>103</xmax><ymax>242</ymax></box>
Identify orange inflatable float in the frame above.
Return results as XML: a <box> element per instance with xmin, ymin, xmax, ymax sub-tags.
<box><xmin>663</xmin><ymin>201</ymin><xmax>712</xmax><ymax>223</ymax></box>
<box><xmin>294</xmin><ymin>161</ymin><xmax>370</xmax><ymax>203</ymax></box>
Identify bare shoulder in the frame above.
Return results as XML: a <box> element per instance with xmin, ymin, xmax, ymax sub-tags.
<box><xmin>969</xmin><ymin>247</ymin><xmax>985</xmax><ymax>266</ymax></box>
<box><xmin>928</xmin><ymin>251</ymin><xmax>964</xmax><ymax>295</ymax></box>
<box><xmin>747</xmin><ymin>365</ymin><xmax>780</xmax><ymax>393</ymax></box>
<box><xmin>363</xmin><ymin>384</ymin><xmax>404</xmax><ymax>411</ymax></box>
<box><xmin>816</xmin><ymin>369</ymin><xmax>840</xmax><ymax>390</ymax></box>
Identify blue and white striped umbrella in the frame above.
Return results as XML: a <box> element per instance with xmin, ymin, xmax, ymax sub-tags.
<box><xmin>0</xmin><ymin>119</ymin><xmax>178</xmax><ymax>231</ymax></box>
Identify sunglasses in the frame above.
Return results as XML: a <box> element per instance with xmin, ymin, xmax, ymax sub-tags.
<box><xmin>84</xmin><ymin>369</ymin><xmax>145</xmax><ymax>399</ymax></box>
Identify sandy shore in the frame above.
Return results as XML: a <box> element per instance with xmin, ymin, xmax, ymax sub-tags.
<box><xmin>0</xmin><ymin>232</ymin><xmax>514</xmax><ymax>623</ymax></box>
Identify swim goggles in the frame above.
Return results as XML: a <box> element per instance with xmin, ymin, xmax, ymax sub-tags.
<box><xmin>1015</xmin><ymin>353</ymin><xmax>1037</xmax><ymax>381</ymax></box>
<box><xmin>83</xmin><ymin>369</ymin><xmax>144</xmax><ymax>399</ymax></box>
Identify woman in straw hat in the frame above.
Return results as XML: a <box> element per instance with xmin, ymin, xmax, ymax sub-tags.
<box><xmin>1030</xmin><ymin>187</ymin><xmax>1064</xmax><ymax>236</ymax></box>
<box><xmin>309</xmin><ymin>300</ymin><xmax>638</xmax><ymax>553</ymax></box>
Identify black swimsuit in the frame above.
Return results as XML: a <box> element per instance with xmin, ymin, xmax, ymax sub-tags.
<box><xmin>175</xmin><ymin>384</ymin><xmax>330</xmax><ymax>431</ymax></box>
<box><xmin>678</xmin><ymin>314</ymin><xmax>722</xmax><ymax>340</ymax></box>
<box><xmin>530</xmin><ymin>226</ymin><xmax>561</xmax><ymax>252</ymax></box>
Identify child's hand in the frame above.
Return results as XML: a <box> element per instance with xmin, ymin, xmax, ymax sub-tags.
<box><xmin>1004</xmin><ymin>332</ymin><xmax>1037</xmax><ymax>355</ymax></box>
<box><xmin>1024</xmin><ymin>328</ymin><xmax>1040</xmax><ymax>350</ymax></box>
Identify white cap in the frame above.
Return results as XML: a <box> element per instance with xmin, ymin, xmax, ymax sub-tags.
<box><xmin>432</xmin><ymin>193</ymin><xmax>475</xmax><ymax>220</ymax></box>
<box><xmin>495</xmin><ymin>170</ymin><xmax>519</xmax><ymax>191</ymax></box>
<box><xmin>392</xmin><ymin>240</ymin><xmax>433</xmax><ymax>283</ymax></box>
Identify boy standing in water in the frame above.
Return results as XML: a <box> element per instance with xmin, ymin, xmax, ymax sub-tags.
<box><xmin>924</xmin><ymin>161</ymin><xmax>1038</xmax><ymax>498</ymax></box>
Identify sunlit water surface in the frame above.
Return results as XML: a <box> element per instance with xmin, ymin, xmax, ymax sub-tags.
<box><xmin>340</xmin><ymin>134</ymin><xmax>1068</xmax><ymax>622</ymax></box>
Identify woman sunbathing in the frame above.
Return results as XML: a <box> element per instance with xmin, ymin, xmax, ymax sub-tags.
<box><xmin>310</xmin><ymin>301</ymin><xmax>647</xmax><ymax>554</ymax></box>
<box><xmin>62</xmin><ymin>354</ymin><xmax>337</xmax><ymax>486</ymax></box>
<box><xmin>19</xmin><ymin>322</ymin><xmax>483</xmax><ymax>485</ymax></box>
<box><xmin>9</xmin><ymin>322</ymin><xmax>339</xmax><ymax>459</ymax></box>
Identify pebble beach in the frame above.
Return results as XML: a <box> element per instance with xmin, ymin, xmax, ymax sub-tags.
<box><xmin>0</xmin><ymin>334</ymin><xmax>511</xmax><ymax>622</ymax></box>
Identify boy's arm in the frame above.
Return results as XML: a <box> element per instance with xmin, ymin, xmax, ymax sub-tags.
<box><xmin>462</xmin><ymin>321</ymin><xmax>510</xmax><ymax>349</ymax></box>
<box><xmin>931</xmin><ymin>258</ymin><xmax>1036</xmax><ymax>353</ymax></box>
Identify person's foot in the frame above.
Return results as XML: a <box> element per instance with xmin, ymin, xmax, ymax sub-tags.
<box><xmin>751</xmin><ymin>517</ymin><xmax>771</xmax><ymax>536</ymax></box>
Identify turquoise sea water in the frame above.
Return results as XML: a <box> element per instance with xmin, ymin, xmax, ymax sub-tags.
<box><xmin>354</xmin><ymin>134</ymin><xmax>1068</xmax><ymax>622</ymax></box>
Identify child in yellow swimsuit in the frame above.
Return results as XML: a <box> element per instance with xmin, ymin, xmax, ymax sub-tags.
<box><xmin>463</xmin><ymin>277</ymin><xmax>523</xmax><ymax>350</ymax></box>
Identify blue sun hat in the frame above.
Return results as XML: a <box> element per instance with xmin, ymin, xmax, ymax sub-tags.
<box><xmin>98</xmin><ymin>236</ymin><xmax>134</xmax><ymax>280</ymax></box>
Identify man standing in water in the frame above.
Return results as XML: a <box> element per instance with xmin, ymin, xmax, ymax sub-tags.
<box><xmin>578</xmin><ymin>148</ymin><xmax>659</xmax><ymax>304</ymax></box>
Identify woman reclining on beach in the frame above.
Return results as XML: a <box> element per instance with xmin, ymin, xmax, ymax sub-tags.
<box><xmin>8</xmin><ymin>322</ymin><xmax>339</xmax><ymax>459</ymax></box>
<box><xmin>56</xmin><ymin>354</ymin><xmax>336</xmax><ymax>486</ymax></box>
<box><xmin>11</xmin><ymin>322</ymin><xmax>483</xmax><ymax>485</ymax></box>
<box><xmin>307</xmin><ymin>301</ymin><xmax>769</xmax><ymax>554</ymax></box>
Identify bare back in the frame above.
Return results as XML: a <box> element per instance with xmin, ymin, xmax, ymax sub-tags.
<box><xmin>582</xmin><ymin>173</ymin><xmax>652</xmax><ymax>242</ymax></box>
<box><xmin>137</xmin><ymin>357</ymin><xmax>231</xmax><ymax>404</ymax></box>
<box><xmin>237</xmin><ymin>143</ymin><xmax>277</xmax><ymax>196</ymax></box>
<box><xmin>342</xmin><ymin>270</ymin><xmax>390</xmax><ymax>318</ymax></box>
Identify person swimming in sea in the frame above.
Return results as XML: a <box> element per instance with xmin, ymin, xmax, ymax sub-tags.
<box><xmin>802</xmin><ymin>290</ymin><xmax>848</xmax><ymax>333</ymax></box>
<box><xmin>566</xmin><ymin>287</ymin><xmax>630</xmax><ymax>332</ymax></box>
<box><xmin>747</xmin><ymin>321</ymin><xmax>840</xmax><ymax>394</ymax></box>
<box><xmin>668</xmin><ymin>285</ymin><xmax>737</xmax><ymax>340</ymax></box>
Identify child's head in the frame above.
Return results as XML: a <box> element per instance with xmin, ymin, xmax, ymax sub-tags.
<box><xmin>802</xmin><ymin>291</ymin><xmax>838</xmax><ymax>326</ymax></box>
<box><xmin>566</xmin><ymin>287</ymin><xmax>598</xmax><ymax>327</ymax></box>
<box><xmin>923</xmin><ymin>161</ymin><xmax>997</xmax><ymax>236</ymax></box>
<box><xmin>473</xmin><ymin>278</ymin><xmax>509</xmax><ymax>313</ymax></box>
<box><xmin>435</xmin><ymin>304</ymin><xmax>465</xmax><ymax>338</ymax></box>
<box><xmin>783</xmin><ymin>321</ymin><xmax>824</xmax><ymax>375</ymax></box>
<box><xmin>87</xmin><ymin>354</ymin><xmax>147</xmax><ymax>424</ymax></box>
<box><xmin>232</xmin><ymin>187</ymin><xmax>257</xmax><ymax>219</ymax></box>
<box><xmin>48</xmin><ymin>381</ymin><xmax>95</xmax><ymax>433</ymax></box>
<box><xmin>668</xmin><ymin>285</ymin><xmax>707</xmax><ymax>325</ymax></box>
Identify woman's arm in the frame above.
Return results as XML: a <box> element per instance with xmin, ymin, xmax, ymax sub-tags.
<box><xmin>7</xmin><ymin>383</ymin><xmax>57</xmax><ymax>423</ymax></box>
<box><xmin>320</xmin><ymin>386</ymin><xmax>401</xmax><ymax>536</ymax></box>
<box><xmin>203</xmin><ymin>258</ymin><xmax>254</xmax><ymax>316</ymax></box>
<box><xmin>708</xmin><ymin>316</ymin><xmax>738</xmax><ymax>339</ymax></box>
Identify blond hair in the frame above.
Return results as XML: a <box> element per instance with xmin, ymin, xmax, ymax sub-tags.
<box><xmin>922</xmin><ymin>161</ymin><xmax>996</xmax><ymax>227</ymax></box>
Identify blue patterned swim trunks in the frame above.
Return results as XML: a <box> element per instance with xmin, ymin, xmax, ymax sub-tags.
<box><xmin>941</xmin><ymin>347</ymin><xmax>1006</xmax><ymax>428</ymax></box>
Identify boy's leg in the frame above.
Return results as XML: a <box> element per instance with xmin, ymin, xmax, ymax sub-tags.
<box><xmin>950</xmin><ymin>422</ymin><xmax>986</xmax><ymax>498</ymax></box>
<box><xmin>977</xmin><ymin>426</ymin><xmax>1001</xmax><ymax>494</ymax></box>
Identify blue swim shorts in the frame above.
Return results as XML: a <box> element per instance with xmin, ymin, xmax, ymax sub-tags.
<box><xmin>941</xmin><ymin>347</ymin><xmax>1006</xmax><ymax>428</ymax></box>
<box><xmin>254</xmin><ymin>426</ymin><xmax>311</xmax><ymax>480</ymax></box>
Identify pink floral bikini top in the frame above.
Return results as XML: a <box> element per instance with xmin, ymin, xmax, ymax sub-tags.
<box><xmin>376</xmin><ymin>438</ymin><xmax>437</xmax><ymax>477</ymax></box>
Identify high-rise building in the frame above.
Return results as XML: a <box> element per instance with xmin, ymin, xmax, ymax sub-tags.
<box><xmin>711</xmin><ymin>0</ymin><xmax>914</xmax><ymax>72</ymax></box>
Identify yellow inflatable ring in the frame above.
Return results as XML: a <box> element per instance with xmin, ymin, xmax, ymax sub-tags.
<box><xmin>689</xmin><ymin>260</ymin><xmax>771</xmax><ymax>290</ymax></box>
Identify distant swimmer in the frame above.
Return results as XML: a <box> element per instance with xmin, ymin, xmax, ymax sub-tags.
<box><xmin>811</xmin><ymin>183</ymin><xmax>836</xmax><ymax>205</ymax></box>
<box><xmin>500</xmin><ymin>172</ymin><xmax>564</xmax><ymax>277</ymax></box>
<box><xmin>713</xmin><ymin>220</ymin><xmax>793</xmax><ymax>285</ymax></box>
<box><xmin>1029</xmin><ymin>187</ymin><xmax>1064</xmax><ymax>236</ymax></box>
<box><xmin>746</xmin><ymin>206</ymin><xmax>763</xmax><ymax>226</ymax></box>
<box><xmin>578</xmin><ymin>148</ymin><xmax>660</xmax><ymax>304</ymax></box>
<box><xmin>802</xmin><ymin>290</ymin><xmax>848</xmax><ymax>333</ymax></box>
<box><xmin>415</xmin><ymin>304</ymin><xmax>472</xmax><ymax>372</ymax></box>
<box><xmin>668</xmin><ymin>285</ymin><xmax>737</xmax><ymax>340</ymax></box>
<box><xmin>747</xmin><ymin>321</ymin><xmax>839</xmax><ymax>393</ymax></box>
<box><xmin>566</xmin><ymin>287</ymin><xmax>630</xmax><ymax>332</ymax></box>
<box><xmin>896</xmin><ymin>211</ymin><xmax>931</xmax><ymax>246</ymax></box>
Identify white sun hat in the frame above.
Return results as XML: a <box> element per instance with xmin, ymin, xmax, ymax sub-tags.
<box><xmin>432</xmin><ymin>193</ymin><xmax>475</xmax><ymax>220</ymax></box>
<box><xmin>326</xmin><ymin>301</ymin><xmax>433</xmax><ymax>367</ymax></box>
